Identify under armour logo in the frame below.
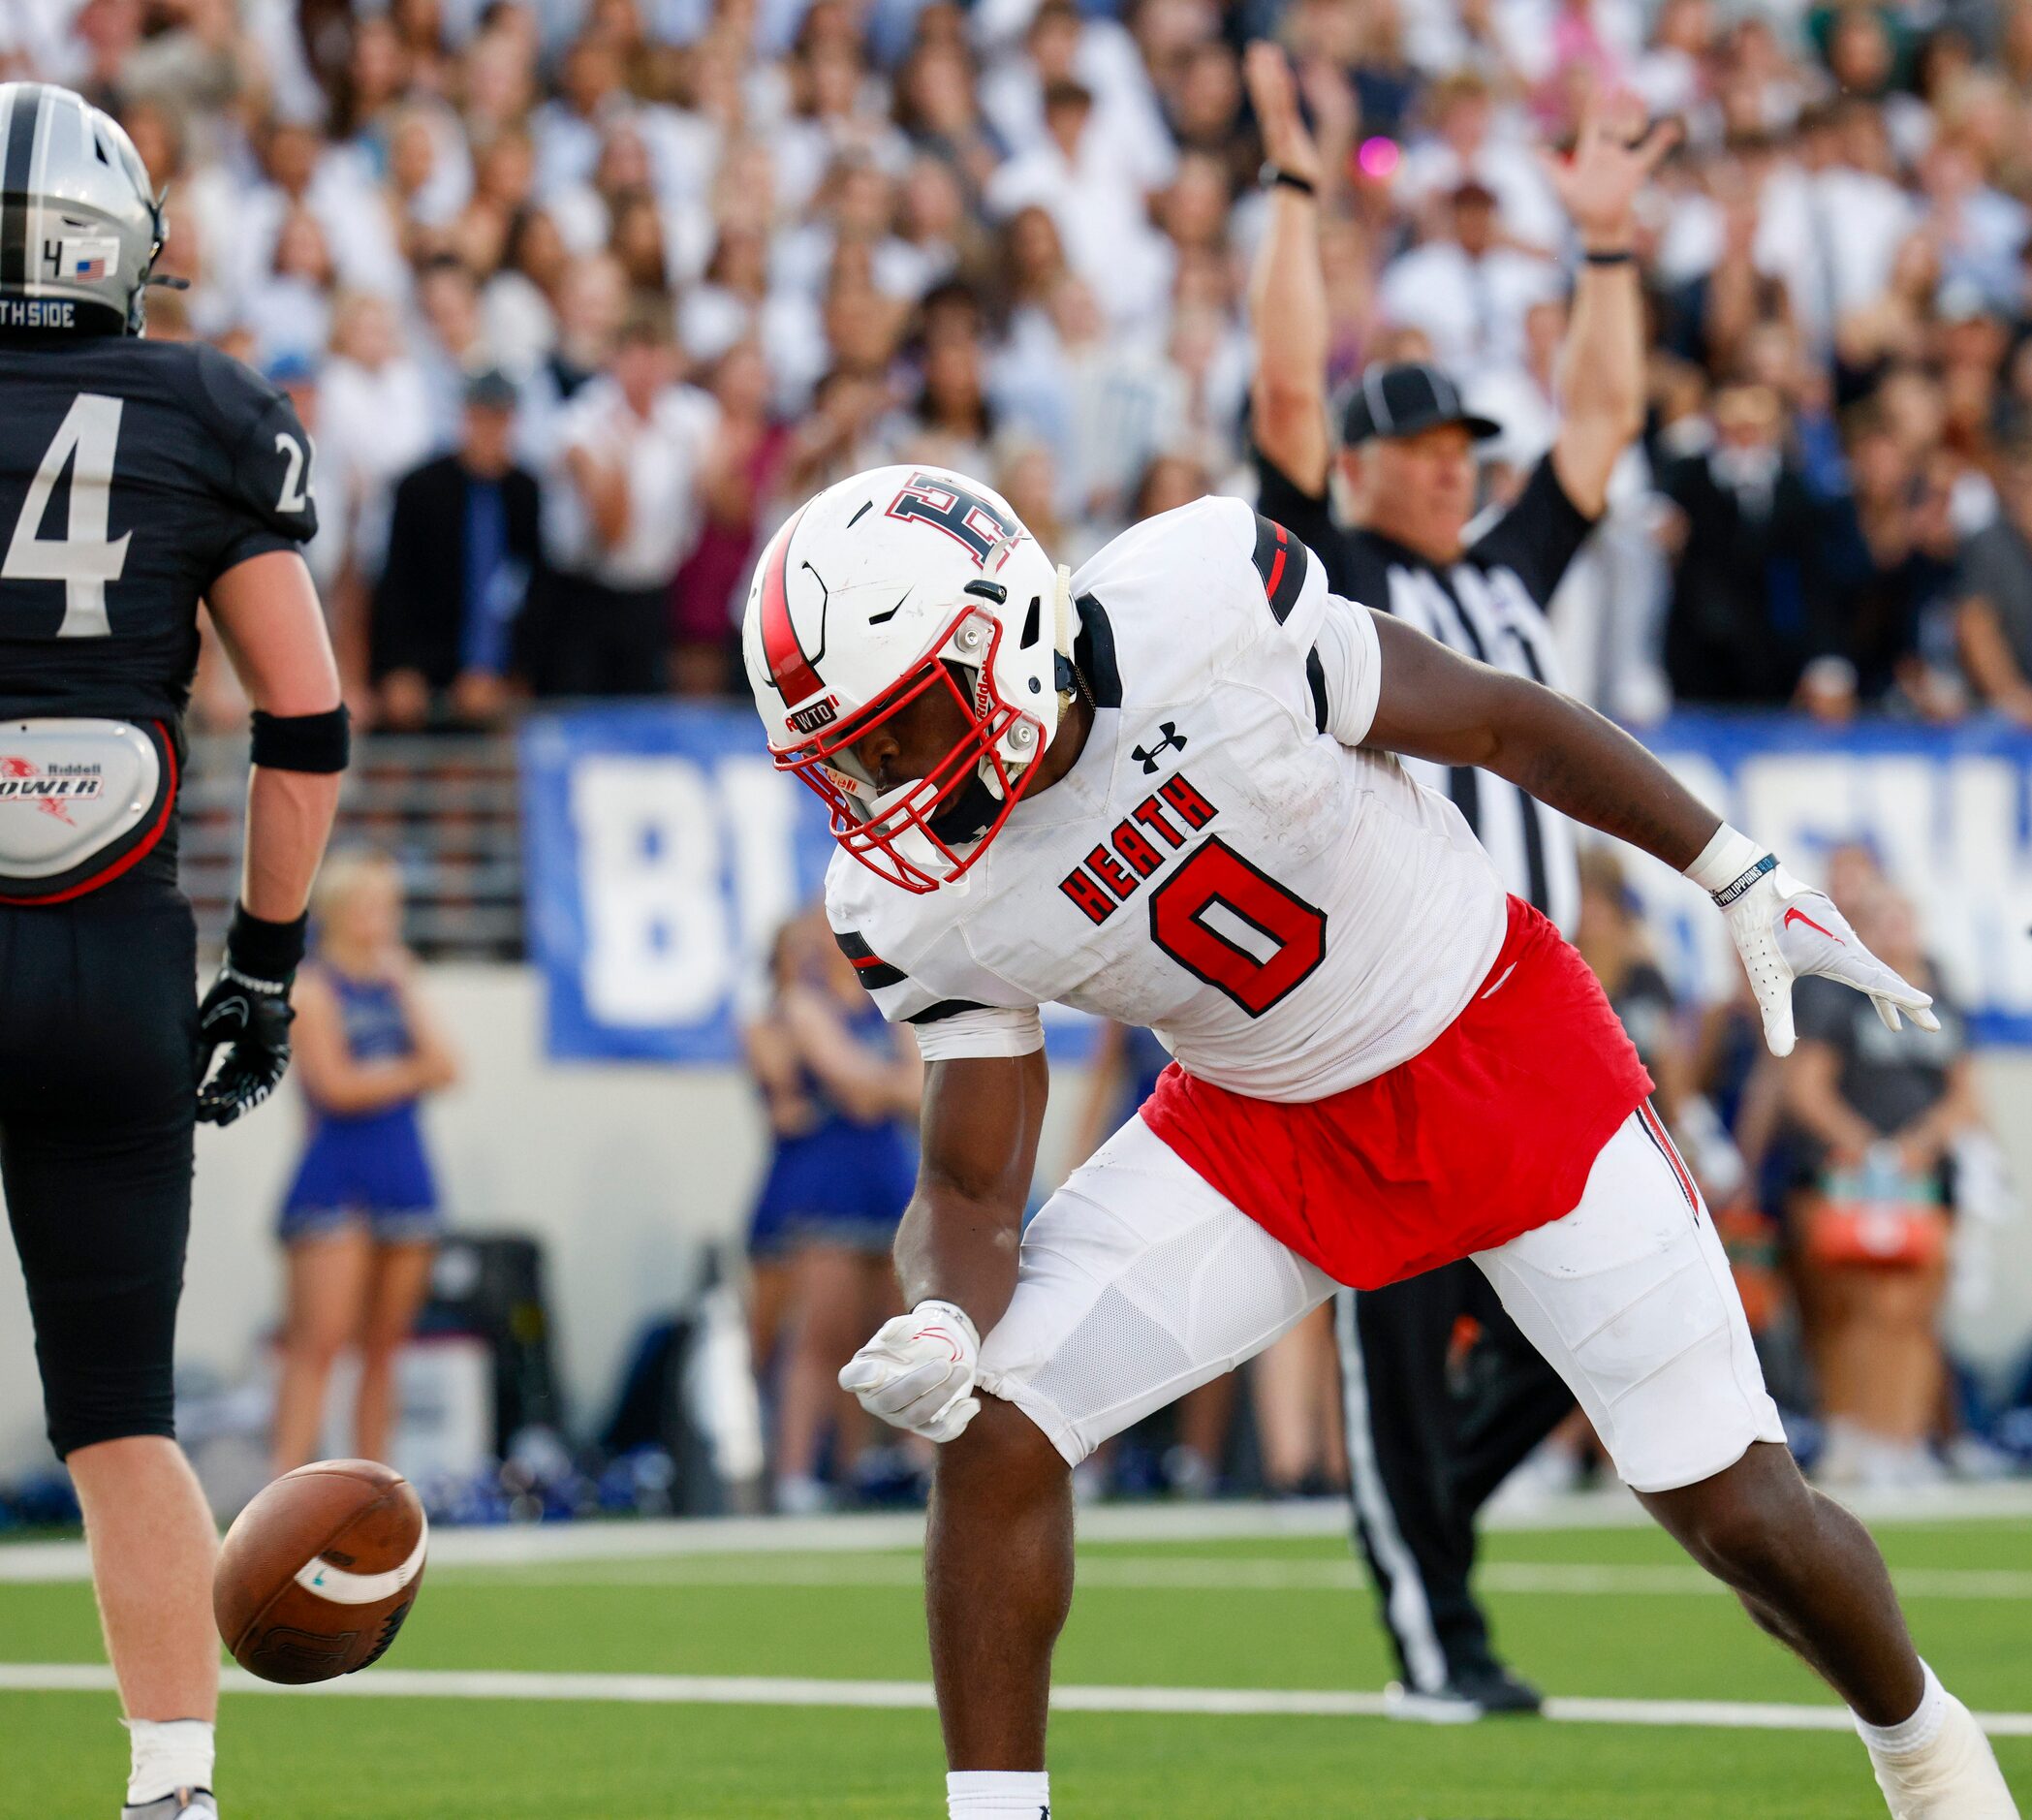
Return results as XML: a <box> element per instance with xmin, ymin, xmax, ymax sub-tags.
<box><xmin>1132</xmin><ymin>722</ymin><xmax>1187</xmax><ymax>774</ymax></box>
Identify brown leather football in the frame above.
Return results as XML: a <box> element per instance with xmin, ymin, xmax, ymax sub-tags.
<box><xmin>214</xmin><ymin>1459</ymin><xmax>428</xmax><ymax>1685</ymax></box>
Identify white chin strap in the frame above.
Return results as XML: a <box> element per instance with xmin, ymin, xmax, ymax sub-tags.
<box><xmin>1052</xmin><ymin>562</ymin><xmax>1076</xmax><ymax>714</ymax></box>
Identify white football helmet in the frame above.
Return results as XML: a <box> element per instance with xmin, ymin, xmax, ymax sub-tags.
<box><xmin>742</xmin><ymin>464</ymin><xmax>1074</xmax><ymax>893</ymax></box>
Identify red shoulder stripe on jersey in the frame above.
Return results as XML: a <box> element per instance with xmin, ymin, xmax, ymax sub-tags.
<box><xmin>1251</xmin><ymin>514</ymin><xmax>1307</xmax><ymax>624</ymax></box>
<box><xmin>759</xmin><ymin>503</ymin><xmax>824</xmax><ymax>707</ymax></box>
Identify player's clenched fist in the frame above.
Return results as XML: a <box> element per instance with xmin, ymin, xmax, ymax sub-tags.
<box><xmin>1692</xmin><ymin>827</ymin><xmax>1940</xmax><ymax>1057</ymax></box>
<box><xmin>839</xmin><ymin>1301</ymin><xmax>982</xmax><ymax>1443</ymax></box>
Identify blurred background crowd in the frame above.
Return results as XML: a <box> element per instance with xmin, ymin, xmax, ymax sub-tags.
<box><xmin>11</xmin><ymin>0</ymin><xmax>2032</xmax><ymax>727</ymax></box>
<box><xmin>4</xmin><ymin>0</ymin><xmax>2030</xmax><ymax>1521</ymax></box>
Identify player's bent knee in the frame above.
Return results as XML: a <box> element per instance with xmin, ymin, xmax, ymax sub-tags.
<box><xmin>1652</xmin><ymin>1443</ymin><xmax>1813</xmax><ymax>1593</ymax></box>
<box><xmin>937</xmin><ymin>1393</ymin><xmax>1068</xmax><ymax>1500</ymax></box>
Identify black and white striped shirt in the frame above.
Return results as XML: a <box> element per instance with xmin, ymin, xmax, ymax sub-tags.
<box><xmin>1254</xmin><ymin>452</ymin><xmax>1595</xmax><ymax>935</ymax></box>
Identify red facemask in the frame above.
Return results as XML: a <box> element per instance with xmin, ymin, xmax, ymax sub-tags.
<box><xmin>772</xmin><ymin>608</ymin><xmax>1046</xmax><ymax>894</ymax></box>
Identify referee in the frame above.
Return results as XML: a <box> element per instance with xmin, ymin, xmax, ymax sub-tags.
<box><xmin>1244</xmin><ymin>47</ymin><xmax>1673</xmax><ymax>1718</ymax></box>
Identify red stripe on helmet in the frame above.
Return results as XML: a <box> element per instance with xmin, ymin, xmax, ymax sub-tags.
<box><xmin>759</xmin><ymin>504</ymin><xmax>824</xmax><ymax>707</ymax></box>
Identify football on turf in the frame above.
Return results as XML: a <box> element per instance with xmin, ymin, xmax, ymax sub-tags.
<box><xmin>214</xmin><ymin>1459</ymin><xmax>428</xmax><ymax>1684</ymax></box>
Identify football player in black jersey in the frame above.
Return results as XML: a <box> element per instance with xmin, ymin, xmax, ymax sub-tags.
<box><xmin>0</xmin><ymin>82</ymin><xmax>348</xmax><ymax>1818</ymax></box>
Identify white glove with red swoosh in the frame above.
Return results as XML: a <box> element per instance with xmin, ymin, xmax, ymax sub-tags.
<box><xmin>838</xmin><ymin>1300</ymin><xmax>982</xmax><ymax>1443</ymax></box>
<box><xmin>1691</xmin><ymin>827</ymin><xmax>1940</xmax><ymax>1058</ymax></box>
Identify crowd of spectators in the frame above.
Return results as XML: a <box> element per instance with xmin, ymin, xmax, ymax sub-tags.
<box><xmin>12</xmin><ymin>0</ymin><xmax>2032</xmax><ymax>729</ymax></box>
<box><xmin>11</xmin><ymin>0</ymin><xmax>2025</xmax><ymax>1503</ymax></box>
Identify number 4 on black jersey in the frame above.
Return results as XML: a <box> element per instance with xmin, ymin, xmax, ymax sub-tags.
<box><xmin>0</xmin><ymin>335</ymin><xmax>319</xmax><ymax>727</ymax></box>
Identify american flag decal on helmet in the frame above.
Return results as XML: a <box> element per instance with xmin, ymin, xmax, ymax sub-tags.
<box><xmin>757</xmin><ymin>503</ymin><xmax>826</xmax><ymax>706</ymax></box>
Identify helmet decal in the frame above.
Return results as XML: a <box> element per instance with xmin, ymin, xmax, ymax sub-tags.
<box><xmin>886</xmin><ymin>472</ymin><xmax>1018</xmax><ymax>569</ymax></box>
<box><xmin>0</xmin><ymin>84</ymin><xmax>47</xmax><ymax>292</ymax></box>
<box><xmin>756</xmin><ymin>504</ymin><xmax>828</xmax><ymax>708</ymax></box>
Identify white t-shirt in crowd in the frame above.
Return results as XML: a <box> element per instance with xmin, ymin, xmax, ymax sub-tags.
<box><xmin>1378</xmin><ymin>241</ymin><xmax>1563</xmax><ymax>380</ymax></box>
<box><xmin>555</xmin><ymin>377</ymin><xmax>720</xmax><ymax>591</ymax></box>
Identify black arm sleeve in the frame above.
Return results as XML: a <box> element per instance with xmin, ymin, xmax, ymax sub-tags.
<box><xmin>1468</xmin><ymin>454</ymin><xmax>1596</xmax><ymax>609</ymax></box>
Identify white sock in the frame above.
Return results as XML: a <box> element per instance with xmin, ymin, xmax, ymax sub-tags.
<box><xmin>1856</xmin><ymin>1661</ymin><xmax>1948</xmax><ymax>1759</ymax></box>
<box><xmin>948</xmin><ymin>1769</ymin><xmax>1051</xmax><ymax>1817</ymax></box>
<box><xmin>125</xmin><ymin>1717</ymin><xmax>215</xmax><ymax>1804</ymax></box>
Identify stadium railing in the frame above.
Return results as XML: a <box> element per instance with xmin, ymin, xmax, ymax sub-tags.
<box><xmin>179</xmin><ymin>730</ymin><xmax>526</xmax><ymax>958</ymax></box>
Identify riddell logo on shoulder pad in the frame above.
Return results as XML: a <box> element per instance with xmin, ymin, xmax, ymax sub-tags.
<box><xmin>0</xmin><ymin>756</ymin><xmax>103</xmax><ymax>827</ymax></box>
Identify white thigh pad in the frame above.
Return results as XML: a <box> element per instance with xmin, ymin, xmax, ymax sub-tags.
<box><xmin>1473</xmin><ymin>1111</ymin><xmax>1785</xmax><ymax>1493</ymax></box>
<box><xmin>977</xmin><ymin>1115</ymin><xmax>1334</xmax><ymax>1466</ymax></box>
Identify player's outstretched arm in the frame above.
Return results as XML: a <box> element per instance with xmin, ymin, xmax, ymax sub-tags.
<box><xmin>197</xmin><ymin>549</ymin><xmax>348</xmax><ymax>1123</ymax></box>
<box><xmin>1363</xmin><ymin>612</ymin><xmax>1939</xmax><ymax>1055</ymax></box>
<box><xmin>838</xmin><ymin>1048</ymin><xmax>1047</xmax><ymax>1444</ymax></box>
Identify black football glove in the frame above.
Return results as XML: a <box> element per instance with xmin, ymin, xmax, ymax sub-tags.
<box><xmin>195</xmin><ymin>905</ymin><xmax>308</xmax><ymax>1126</ymax></box>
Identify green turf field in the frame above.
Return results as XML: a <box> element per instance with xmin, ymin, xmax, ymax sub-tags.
<box><xmin>4</xmin><ymin>1510</ymin><xmax>2029</xmax><ymax>1817</ymax></box>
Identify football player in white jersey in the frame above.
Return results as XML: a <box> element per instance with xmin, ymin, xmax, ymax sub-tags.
<box><xmin>739</xmin><ymin>464</ymin><xmax>2016</xmax><ymax>1820</ymax></box>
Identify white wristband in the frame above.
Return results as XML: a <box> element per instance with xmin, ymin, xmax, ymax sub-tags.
<box><xmin>913</xmin><ymin>1300</ymin><xmax>980</xmax><ymax>1350</ymax></box>
<box><xmin>1684</xmin><ymin>823</ymin><xmax>1770</xmax><ymax>901</ymax></box>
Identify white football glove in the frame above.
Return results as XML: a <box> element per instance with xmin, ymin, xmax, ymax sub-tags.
<box><xmin>838</xmin><ymin>1300</ymin><xmax>982</xmax><ymax>1443</ymax></box>
<box><xmin>1695</xmin><ymin>831</ymin><xmax>1940</xmax><ymax>1058</ymax></box>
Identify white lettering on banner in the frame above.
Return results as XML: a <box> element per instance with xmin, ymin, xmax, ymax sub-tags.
<box><xmin>572</xmin><ymin>757</ymin><xmax>731</xmax><ymax>1025</ymax></box>
<box><xmin>719</xmin><ymin>756</ymin><xmax>803</xmax><ymax>980</ymax></box>
<box><xmin>531</xmin><ymin>714</ymin><xmax>2032</xmax><ymax>1052</ymax></box>
<box><xmin>1948</xmin><ymin>762</ymin><xmax>2032</xmax><ymax>1013</ymax></box>
<box><xmin>1621</xmin><ymin>745</ymin><xmax>2032</xmax><ymax>1030</ymax></box>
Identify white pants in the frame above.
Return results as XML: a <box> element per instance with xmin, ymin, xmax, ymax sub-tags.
<box><xmin>976</xmin><ymin>1109</ymin><xmax>1785</xmax><ymax>1493</ymax></box>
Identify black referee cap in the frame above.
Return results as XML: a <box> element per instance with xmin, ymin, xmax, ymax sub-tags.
<box><xmin>1341</xmin><ymin>362</ymin><xmax>1501</xmax><ymax>447</ymax></box>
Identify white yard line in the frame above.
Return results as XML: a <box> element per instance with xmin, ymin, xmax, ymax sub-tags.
<box><xmin>423</xmin><ymin>1555</ymin><xmax>2032</xmax><ymax>1600</ymax></box>
<box><xmin>1</xmin><ymin>1662</ymin><xmax>2028</xmax><ymax>1739</ymax></box>
<box><xmin>6</xmin><ymin>1482</ymin><xmax>2031</xmax><ymax>1584</ymax></box>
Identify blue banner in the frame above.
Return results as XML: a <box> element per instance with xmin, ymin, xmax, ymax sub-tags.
<box><xmin>522</xmin><ymin>706</ymin><xmax>2032</xmax><ymax>1058</ymax></box>
<box><xmin>520</xmin><ymin>704</ymin><xmax>834</xmax><ymax>1061</ymax></box>
<box><xmin>520</xmin><ymin>703</ymin><xmax>1100</xmax><ymax>1063</ymax></box>
<box><xmin>1629</xmin><ymin>715</ymin><xmax>2032</xmax><ymax>1046</ymax></box>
